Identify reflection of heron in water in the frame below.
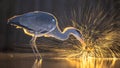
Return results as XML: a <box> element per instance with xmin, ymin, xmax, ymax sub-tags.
<box><xmin>8</xmin><ymin>11</ymin><xmax>86</xmax><ymax>60</ymax></box>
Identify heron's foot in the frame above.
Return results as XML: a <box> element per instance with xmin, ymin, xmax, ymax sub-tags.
<box><xmin>32</xmin><ymin>58</ymin><xmax>42</xmax><ymax>68</ymax></box>
<box><xmin>36</xmin><ymin>53</ymin><xmax>42</xmax><ymax>61</ymax></box>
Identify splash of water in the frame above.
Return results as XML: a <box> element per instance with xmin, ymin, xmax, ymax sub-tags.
<box><xmin>50</xmin><ymin>0</ymin><xmax>120</xmax><ymax>58</ymax></box>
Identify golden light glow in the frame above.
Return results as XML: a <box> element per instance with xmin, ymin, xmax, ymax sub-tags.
<box><xmin>53</xmin><ymin>15</ymin><xmax>120</xmax><ymax>67</ymax></box>
<box><xmin>66</xmin><ymin>58</ymin><xmax>118</xmax><ymax>68</ymax></box>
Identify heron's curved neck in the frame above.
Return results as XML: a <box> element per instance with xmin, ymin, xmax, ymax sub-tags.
<box><xmin>49</xmin><ymin>27</ymin><xmax>86</xmax><ymax>46</ymax></box>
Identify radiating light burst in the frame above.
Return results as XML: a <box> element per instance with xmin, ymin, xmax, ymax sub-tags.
<box><xmin>55</xmin><ymin>0</ymin><xmax>120</xmax><ymax>59</ymax></box>
<box><xmin>63</xmin><ymin>30</ymin><xmax>120</xmax><ymax>58</ymax></box>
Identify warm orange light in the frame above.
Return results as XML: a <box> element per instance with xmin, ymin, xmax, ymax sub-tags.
<box><xmin>66</xmin><ymin>58</ymin><xmax>118</xmax><ymax>68</ymax></box>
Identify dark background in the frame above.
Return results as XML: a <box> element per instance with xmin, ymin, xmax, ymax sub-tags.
<box><xmin>0</xmin><ymin>0</ymin><xmax>119</xmax><ymax>52</ymax></box>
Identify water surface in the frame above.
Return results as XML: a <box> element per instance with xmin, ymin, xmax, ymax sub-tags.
<box><xmin>0</xmin><ymin>53</ymin><xmax>120</xmax><ymax>68</ymax></box>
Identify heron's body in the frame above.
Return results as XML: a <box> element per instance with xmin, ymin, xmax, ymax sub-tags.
<box><xmin>8</xmin><ymin>11</ymin><xmax>86</xmax><ymax>60</ymax></box>
<box><xmin>9</xmin><ymin>11</ymin><xmax>56</xmax><ymax>36</ymax></box>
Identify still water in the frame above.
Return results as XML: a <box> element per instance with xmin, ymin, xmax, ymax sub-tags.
<box><xmin>0</xmin><ymin>53</ymin><xmax>120</xmax><ymax>68</ymax></box>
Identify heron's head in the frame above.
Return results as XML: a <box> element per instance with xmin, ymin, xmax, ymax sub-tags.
<box><xmin>8</xmin><ymin>11</ymin><xmax>57</xmax><ymax>36</ymax></box>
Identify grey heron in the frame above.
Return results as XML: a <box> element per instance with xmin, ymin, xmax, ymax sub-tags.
<box><xmin>8</xmin><ymin>11</ymin><xmax>86</xmax><ymax>60</ymax></box>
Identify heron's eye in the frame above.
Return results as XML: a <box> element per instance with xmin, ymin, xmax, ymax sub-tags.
<box><xmin>52</xmin><ymin>19</ymin><xmax>55</xmax><ymax>22</ymax></box>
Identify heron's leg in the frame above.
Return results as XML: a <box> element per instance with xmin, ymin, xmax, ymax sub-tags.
<box><xmin>30</xmin><ymin>38</ymin><xmax>37</xmax><ymax>59</ymax></box>
<box><xmin>30</xmin><ymin>35</ymin><xmax>42</xmax><ymax>60</ymax></box>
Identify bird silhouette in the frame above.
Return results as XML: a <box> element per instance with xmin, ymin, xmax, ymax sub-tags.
<box><xmin>8</xmin><ymin>11</ymin><xmax>86</xmax><ymax>60</ymax></box>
